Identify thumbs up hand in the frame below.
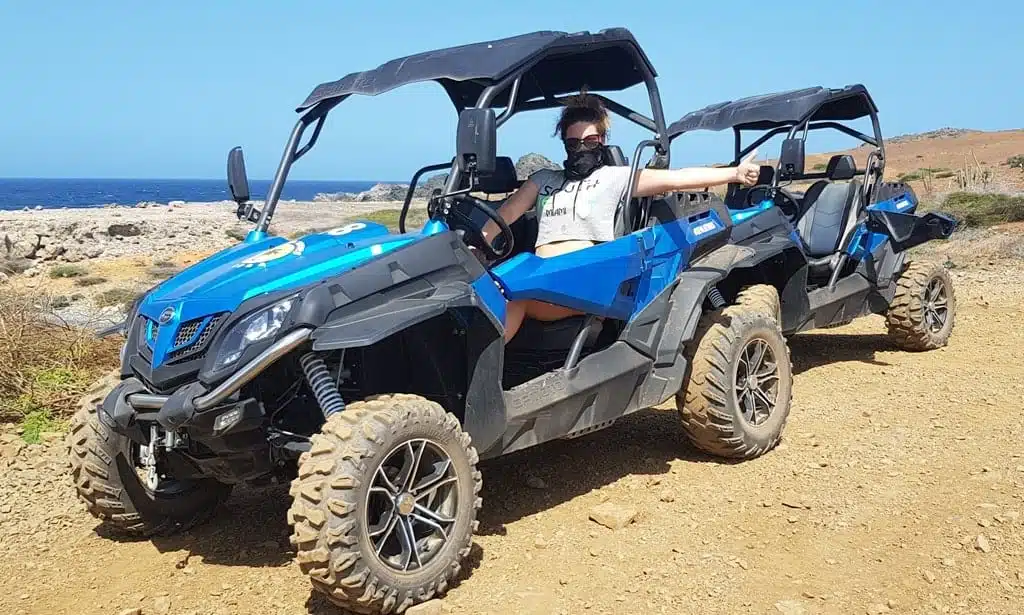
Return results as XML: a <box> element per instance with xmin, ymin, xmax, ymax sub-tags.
<box><xmin>735</xmin><ymin>149</ymin><xmax>761</xmax><ymax>186</ymax></box>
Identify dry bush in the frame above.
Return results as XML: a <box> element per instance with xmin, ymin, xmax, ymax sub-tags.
<box><xmin>0</xmin><ymin>289</ymin><xmax>122</xmax><ymax>425</ymax></box>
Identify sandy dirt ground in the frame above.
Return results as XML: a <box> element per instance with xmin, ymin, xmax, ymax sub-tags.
<box><xmin>1</xmin><ymin>256</ymin><xmax>1022</xmax><ymax>615</ymax></box>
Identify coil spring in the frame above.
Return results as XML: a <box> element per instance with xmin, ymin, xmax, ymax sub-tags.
<box><xmin>707</xmin><ymin>286</ymin><xmax>726</xmax><ymax>309</ymax></box>
<box><xmin>299</xmin><ymin>352</ymin><xmax>346</xmax><ymax>418</ymax></box>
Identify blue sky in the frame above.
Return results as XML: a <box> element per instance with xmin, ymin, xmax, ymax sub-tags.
<box><xmin>0</xmin><ymin>0</ymin><xmax>1020</xmax><ymax>181</ymax></box>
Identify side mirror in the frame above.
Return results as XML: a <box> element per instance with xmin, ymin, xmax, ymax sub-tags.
<box><xmin>455</xmin><ymin>108</ymin><xmax>497</xmax><ymax>176</ymax></box>
<box><xmin>227</xmin><ymin>146</ymin><xmax>250</xmax><ymax>204</ymax></box>
<box><xmin>779</xmin><ymin>138</ymin><xmax>805</xmax><ymax>178</ymax></box>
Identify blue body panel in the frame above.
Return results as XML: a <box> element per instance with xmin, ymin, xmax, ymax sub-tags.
<box><xmin>846</xmin><ymin>191</ymin><xmax>918</xmax><ymax>261</ymax></box>
<box><xmin>137</xmin><ymin>221</ymin><xmax>420</xmax><ymax>367</ymax></box>
<box><xmin>728</xmin><ymin>199</ymin><xmax>775</xmax><ymax>224</ymax></box>
<box><xmin>490</xmin><ymin>209</ymin><xmax>727</xmax><ymax>322</ymax></box>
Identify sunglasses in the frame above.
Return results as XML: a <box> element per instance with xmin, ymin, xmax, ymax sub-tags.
<box><xmin>563</xmin><ymin>135</ymin><xmax>603</xmax><ymax>152</ymax></box>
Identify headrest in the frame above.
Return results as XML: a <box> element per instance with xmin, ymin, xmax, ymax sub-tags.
<box><xmin>463</xmin><ymin>156</ymin><xmax>520</xmax><ymax>193</ymax></box>
<box><xmin>603</xmin><ymin>145</ymin><xmax>628</xmax><ymax>166</ymax></box>
<box><xmin>826</xmin><ymin>154</ymin><xmax>857</xmax><ymax>181</ymax></box>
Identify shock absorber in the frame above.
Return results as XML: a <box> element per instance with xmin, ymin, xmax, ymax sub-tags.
<box><xmin>298</xmin><ymin>352</ymin><xmax>346</xmax><ymax>418</ymax></box>
<box><xmin>707</xmin><ymin>285</ymin><xmax>727</xmax><ymax>309</ymax></box>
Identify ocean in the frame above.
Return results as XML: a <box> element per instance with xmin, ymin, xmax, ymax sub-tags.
<box><xmin>0</xmin><ymin>178</ymin><xmax>392</xmax><ymax>211</ymax></box>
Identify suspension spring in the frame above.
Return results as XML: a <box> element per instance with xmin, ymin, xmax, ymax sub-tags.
<box><xmin>299</xmin><ymin>352</ymin><xmax>346</xmax><ymax>418</ymax></box>
<box><xmin>707</xmin><ymin>285</ymin><xmax>726</xmax><ymax>309</ymax></box>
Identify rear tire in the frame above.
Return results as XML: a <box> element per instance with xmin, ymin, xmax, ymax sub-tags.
<box><xmin>676</xmin><ymin>285</ymin><xmax>793</xmax><ymax>459</ymax></box>
<box><xmin>287</xmin><ymin>394</ymin><xmax>482</xmax><ymax>614</ymax></box>
<box><xmin>66</xmin><ymin>403</ymin><xmax>231</xmax><ymax>537</ymax></box>
<box><xmin>885</xmin><ymin>260</ymin><xmax>956</xmax><ymax>351</ymax></box>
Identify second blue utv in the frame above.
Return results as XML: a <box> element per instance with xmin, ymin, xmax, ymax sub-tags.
<box><xmin>667</xmin><ymin>84</ymin><xmax>957</xmax><ymax>348</ymax></box>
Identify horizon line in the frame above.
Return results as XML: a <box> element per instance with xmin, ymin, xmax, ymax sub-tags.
<box><xmin>0</xmin><ymin>176</ymin><xmax>409</xmax><ymax>183</ymax></box>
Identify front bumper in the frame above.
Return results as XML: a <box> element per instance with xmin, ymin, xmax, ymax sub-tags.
<box><xmin>121</xmin><ymin>327</ymin><xmax>311</xmax><ymax>423</ymax></box>
<box><xmin>100</xmin><ymin>327</ymin><xmax>313</xmax><ymax>483</ymax></box>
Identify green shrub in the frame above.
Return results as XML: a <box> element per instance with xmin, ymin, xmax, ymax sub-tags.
<box><xmin>94</xmin><ymin>287</ymin><xmax>138</xmax><ymax>308</ymax></box>
<box><xmin>934</xmin><ymin>192</ymin><xmax>1024</xmax><ymax>227</ymax></box>
<box><xmin>75</xmin><ymin>276</ymin><xmax>107</xmax><ymax>287</ymax></box>
<box><xmin>361</xmin><ymin>208</ymin><xmax>429</xmax><ymax>232</ymax></box>
<box><xmin>1</xmin><ymin>258</ymin><xmax>33</xmax><ymax>275</ymax></box>
<box><xmin>147</xmin><ymin>265</ymin><xmax>181</xmax><ymax>279</ymax></box>
<box><xmin>0</xmin><ymin>291</ymin><xmax>121</xmax><ymax>424</ymax></box>
<box><xmin>49</xmin><ymin>264</ymin><xmax>88</xmax><ymax>278</ymax></box>
<box><xmin>225</xmin><ymin>227</ymin><xmax>248</xmax><ymax>242</ymax></box>
<box><xmin>1008</xmin><ymin>155</ymin><xmax>1024</xmax><ymax>171</ymax></box>
<box><xmin>19</xmin><ymin>408</ymin><xmax>60</xmax><ymax>444</ymax></box>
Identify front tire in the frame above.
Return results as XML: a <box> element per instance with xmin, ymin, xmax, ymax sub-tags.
<box><xmin>66</xmin><ymin>403</ymin><xmax>231</xmax><ymax>537</ymax></box>
<box><xmin>287</xmin><ymin>394</ymin><xmax>482</xmax><ymax>614</ymax></box>
<box><xmin>885</xmin><ymin>260</ymin><xmax>956</xmax><ymax>351</ymax></box>
<box><xmin>676</xmin><ymin>285</ymin><xmax>794</xmax><ymax>459</ymax></box>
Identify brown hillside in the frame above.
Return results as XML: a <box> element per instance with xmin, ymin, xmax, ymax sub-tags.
<box><xmin>809</xmin><ymin>128</ymin><xmax>1024</xmax><ymax>195</ymax></box>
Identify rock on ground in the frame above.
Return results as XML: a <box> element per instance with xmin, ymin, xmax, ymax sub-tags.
<box><xmin>588</xmin><ymin>502</ymin><xmax>637</xmax><ymax>530</ymax></box>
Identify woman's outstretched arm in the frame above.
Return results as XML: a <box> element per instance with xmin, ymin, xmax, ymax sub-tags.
<box><xmin>633</xmin><ymin>150</ymin><xmax>762</xmax><ymax>197</ymax></box>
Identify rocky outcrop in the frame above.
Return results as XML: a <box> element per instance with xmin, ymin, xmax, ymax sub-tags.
<box><xmin>515</xmin><ymin>153</ymin><xmax>560</xmax><ymax>179</ymax></box>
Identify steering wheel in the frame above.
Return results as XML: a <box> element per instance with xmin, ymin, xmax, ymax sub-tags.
<box><xmin>446</xmin><ymin>194</ymin><xmax>516</xmax><ymax>262</ymax></box>
<box><xmin>744</xmin><ymin>184</ymin><xmax>802</xmax><ymax>221</ymax></box>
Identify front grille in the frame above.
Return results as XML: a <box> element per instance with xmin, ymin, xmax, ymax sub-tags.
<box><xmin>144</xmin><ymin>318</ymin><xmax>159</xmax><ymax>348</ymax></box>
<box><xmin>168</xmin><ymin>313</ymin><xmax>226</xmax><ymax>363</ymax></box>
<box><xmin>174</xmin><ymin>319</ymin><xmax>203</xmax><ymax>346</ymax></box>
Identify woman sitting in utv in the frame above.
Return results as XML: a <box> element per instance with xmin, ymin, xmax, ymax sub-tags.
<box><xmin>480</xmin><ymin>91</ymin><xmax>761</xmax><ymax>342</ymax></box>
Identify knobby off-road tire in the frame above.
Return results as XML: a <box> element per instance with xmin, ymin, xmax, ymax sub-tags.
<box><xmin>676</xmin><ymin>284</ymin><xmax>794</xmax><ymax>459</ymax></box>
<box><xmin>737</xmin><ymin>284</ymin><xmax>782</xmax><ymax>323</ymax></box>
<box><xmin>66</xmin><ymin>403</ymin><xmax>231</xmax><ymax>537</ymax></box>
<box><xmin>288</xmin><ymin>394</ymin><xmax>482</xmax><ymax>614</ymax></box>
<box><xmin>885</xmin><ymin>260</ymin><xmax>956</xmax><ymax>351</ymax></box>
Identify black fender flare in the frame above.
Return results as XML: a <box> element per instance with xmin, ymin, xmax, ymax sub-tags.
<box><xmin>310</xmin><ymin>281</ymin><xmax>496</xmax><ymax>351</ymax></box>
<box><xmin>309</xmin><ymin>280</ymin><xmax>508</xmax><ymax>458</ymax></box>
<box><xmin>625</xmin><ymin>241</ymin><xmax>799</xmax><ymax>408</ymax></box>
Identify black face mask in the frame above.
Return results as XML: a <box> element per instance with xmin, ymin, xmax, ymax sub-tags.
<box><xmin>563</xmin><ymin>147</ymin><xmax>605</xmax><ymax>180</ymax></box>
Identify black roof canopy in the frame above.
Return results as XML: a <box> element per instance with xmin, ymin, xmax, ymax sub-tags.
<box><xmin>296</xmin><ymin>28</ymin><xmax>658</xmax><ymax>112</ymax></box>
<box><xmin>667</xmin><ymin>85</ymin><xmax>878</xmax><ymax>136</ymax></box>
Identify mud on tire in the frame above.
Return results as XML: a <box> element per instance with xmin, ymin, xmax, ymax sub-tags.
<box><xmin>66</xmin><ymin>403</ymin><xmax>231</xmax><ymax>537</ymax></box>
<box><xmin>676</xmin><ymin>284</ymin><xmax>794</xmax><ymax>459</ymax></box>
<box><xmin>287</xmin><ymin>394</ymin><xmax>482</xmax><ymax>614</ymax></box>
<box><xmin>885</xmin><ymin>260</ymin><xmax>956</xmax><ymax>351</ymax></box>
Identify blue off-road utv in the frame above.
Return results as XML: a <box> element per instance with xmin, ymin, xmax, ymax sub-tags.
<box><xmin>665</xmin><ymin>84</ymin><xmax>958</xmax><ymax>344</ymax></box>
<box><xmin>69</xmin><ymin>29</ymin><xmax>856</xmax><ymax>614</ymax></box>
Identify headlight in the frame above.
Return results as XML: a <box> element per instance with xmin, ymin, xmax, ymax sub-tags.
<box><xmin>212</xmin><ymin>297</ymin><xmax>296</xmax><ymax>370</ymax></box>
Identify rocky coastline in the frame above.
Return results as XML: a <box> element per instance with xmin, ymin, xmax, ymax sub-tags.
<box><xmin>310</xmin><ymin>152</ymin><xmax>560</xmax><ymax>202</ymax></box>
<box><xmin>0</xmin><ymin>153</ymin><xmax>559</xmax><ymax>274</ymax></box>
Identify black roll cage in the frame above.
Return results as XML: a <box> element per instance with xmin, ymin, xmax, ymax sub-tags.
<box><xmin>253</xmin><ymin>39</ymin><xmax>671</xmax><ymax>236</ymax></box>
<box><xmin>670</xmin><ymin>88</ymin><xmax>886</xmax><ymax>189</ymax></box>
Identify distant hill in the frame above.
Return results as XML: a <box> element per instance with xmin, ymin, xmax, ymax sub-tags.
<box><xmin>826</xmin><ymin>128</ymin><xmax>1024</xmax><ymax>194</ymax></box>
<box><xmin>771</xmin><ymin>128</ymin><xmax>1024</xmax><ymax>196</ymax></box>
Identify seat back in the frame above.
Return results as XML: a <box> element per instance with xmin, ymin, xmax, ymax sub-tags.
<box><xmin>796</xmin><ymin>154</ymin><xmax>863</xmax><ymax>257</ymax></box>
<box><xmin>604</xmin><ymin>145</ymin><xmax>641</xmax><ymax>238</ymax></box>
<box><xmin>603</xmin><ymin>145</ymin><xmax>628</xmax><ymax>167</ymax></box>
<box><xmin>461</xmin><ymin>155</ymin><xmax>520</xmax><ymax>194</ymax></box>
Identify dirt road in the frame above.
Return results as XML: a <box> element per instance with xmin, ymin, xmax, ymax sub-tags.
<box><xmin>2</xmin><ymin>260</ymin><xmax>1023</xmax><ymax>615</ymax></box>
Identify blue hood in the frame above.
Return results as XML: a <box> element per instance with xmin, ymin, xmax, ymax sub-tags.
<box><xmin>135</xmin><ymin>221</ymin><xmax>423</xmax><ymax>366</ymax></box>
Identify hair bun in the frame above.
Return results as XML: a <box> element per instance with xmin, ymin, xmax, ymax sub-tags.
<box><xmin>554</xmin><ymin>86</ymin><xmax>611</xmax><ymax>139</ymax></box>
<box><xmin>563</xmin><ymin>86</ymin><xmax>603</xmax><ymax>110</ymax></box>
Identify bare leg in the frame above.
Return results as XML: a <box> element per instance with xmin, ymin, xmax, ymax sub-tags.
<box><xmin>524</xmin><ymin>300</ymin><xmax>584</xmax><ymax>322</ymax></box>
<box><xmin>503</xmin><ymin>299</ymin><xmax>584</xmax><ymax>343</ymax></box>
<box><xmin>504</xmin><ymin>300</ymin><xmax>528</xmax><ymax>342</ymax></box>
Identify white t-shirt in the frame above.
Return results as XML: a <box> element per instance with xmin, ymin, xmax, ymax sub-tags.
<box><xmin>528</xmin><ymin>166</ymin><xmax>633</xmax><ymax>246</ymax></box>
